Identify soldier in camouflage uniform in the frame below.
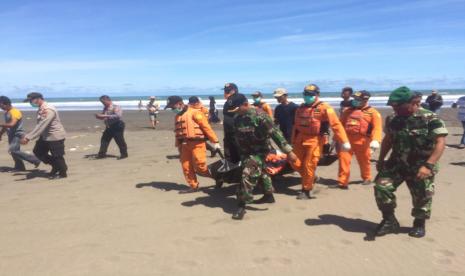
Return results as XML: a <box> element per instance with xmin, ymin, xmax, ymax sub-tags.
<box><xmin>227</xmin><ymin>94</ymin><xmax>297</xmax><ymax>220</ymax></box>
<box><xmin>374</xmin><ymin>87</ymin><xmax>448</xmax><ymax>238</ymax></box>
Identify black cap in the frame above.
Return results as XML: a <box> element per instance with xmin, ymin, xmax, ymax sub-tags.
<box><xmin>164</xmin><ymin>96</ymin><xmax>183</xmax><ymax>110</ymax></box>
<box><xmin>23</xmin><ymin>92</ymin><xmax>44</xmax><ymax>102</ymax></box>
<box><xmin>188</xmin><ymin>96</ymin><xmax>200</xmax><ymax>104</ymax></box>
<box><xmin>223</xmin><ymin>83</ymin><xmax>238</xmax><ymax>93</ymax></box>
<box><xmin>251</xmin><ymin>91</ymin><xmax>263</xmax><ymax>97</ymax></box>
<box><xmin>227</xmin><ymin>93</ymin><xmax>248</xmax><ymax>112</ymax></box>
<box><xmin>352</xmin><ymin>90</ymin><xmax>371</xmax><ymax>100</ymax></box>
<box><xmin>342</xmin><ymin>86</ymin><xmax>353</xmax><ymax>94</ymax></box>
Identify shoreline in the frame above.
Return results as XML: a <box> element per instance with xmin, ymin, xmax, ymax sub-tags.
<box><xmin>17</xmin><ymin>107</ymin><xmax>464</xmax><ymax>133</ymax></box>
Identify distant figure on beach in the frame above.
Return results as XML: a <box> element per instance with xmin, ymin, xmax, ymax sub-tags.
<box><xmin>146</xmin><ymin>96</ymin><xmax>159</xmax><ymax>129</ymax></box>
<box><xmin>374</xmin><ymin>87</ymin><xmax>447</xmax><ymax>238</ymax></box>
<box><xmin>164</xmin><ymin>96</ymin><xmax>220</xmax><ymax>193</ymax></box>
<box><xmin>273</xmin><ymin>88</ymin><xmax>298</xmax><ymax>143</ymax></box>
<box><xmin>340</xmin><ymin>86</ymin><xmax>353</xmax><ymax>114</ymax></box>
<box><xmin>138</xmin><ymin>99</ymin><xmax>143</xmax><ymax>112</ymax></box>
<box><xmin>20</xmin><ymin>92</ymin><xmax>68</xmax><ymax>179</ymax></box>
<box><xmin>222</xmin><ymin>83</ymin><xmax>241</xmax><ymax>163</ymax></box>
<box><xmin>0</xmin><ymin>96</ymin><xmax>41</xmax><ymax>171</ymax></box>
<box><xmin>452</xmin><ymin>95</ymin><xmax>465</xmax><ymax>148</ymax></box>
<box><xmin>251</xmin><ymin>91</ymin><xmax>273</xmax><ymax>118</ymax></box>
<box><xmin>208</xmin><ymin>96</ymin><xmax>221</xmax><ymax>124</ymax></box>
<box><xmin>95</xmin><ymin>95</ymin><xmax>128</xmax><ymax>160</ymax></box>
<box><xmin>424</xmin><ymin>89</ymin><xmax>443</xmax><ymax>113</ymax></box>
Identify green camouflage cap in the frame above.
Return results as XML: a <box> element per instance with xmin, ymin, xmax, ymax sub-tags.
<box><xmin>387</xmin><ymin>86</ymin><xmax>413</xmax><ymax>106</ymax></box>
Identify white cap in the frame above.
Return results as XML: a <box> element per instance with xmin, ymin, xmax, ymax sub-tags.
<box><xmin>273</xmin><ymin>88</ymin><xmax>288</xmax><ymax>97</ymax></box>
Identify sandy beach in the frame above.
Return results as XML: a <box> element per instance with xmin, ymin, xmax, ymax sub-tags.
<box><xmin>1</xmin><ymin>109</ymin><xmax>465</xmax><ymax>276</ymax></box>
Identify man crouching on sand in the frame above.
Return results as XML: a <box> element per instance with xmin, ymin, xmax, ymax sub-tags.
<box><xmin>20</xmin><ymin>92</ymin><xmax>68</xmax><ymax>179</ymax></box>
<box><xmin>165</xmin><ymin>96</ymin><xmax>221</xmax><ymax>194</ymax></box>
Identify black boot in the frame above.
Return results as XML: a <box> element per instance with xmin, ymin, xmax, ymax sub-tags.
<box><xmin>296</xmin><ymin>190</ymin><xmax>311</xmax><ymax>200</ymax></box>
<box><xmin>253</xmin><ymin>193</ymin><xmax>275</xmax><ymax>204</ymax></box>
<box><xmin>214</xmin><ymin>179</ymin><xmax>224</xmax><ymax>189</ymax></box>
<box><xmin>118</xmin><ymin>153</ymin><xmax>128</xmax><ymax>160</ymax></box>
<box><xmin>375</xmin><ymin>211</ymin><xmax>400</xmax><ymax>237</ymax></box>
<box><xmin>232</xmin><ymin>203</ymin><xmax>246</xmax><ymax>220</ymax></box>
<box><xmin>409</xmin><ymin>219</ymin><xmax>426</xmax><ymax>238</ymax></box>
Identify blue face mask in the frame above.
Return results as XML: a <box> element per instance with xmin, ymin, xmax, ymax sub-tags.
<box><xmin>303</xmin><ymin>95</ymin><xmax>316</xmax><ymax>105</ymax></box>
<box><xmin>254</xmin><ymin>97</ymin><xmax>261</xmax><ymax>104</ymax></box>
<box><xmin>351</xmin><ymin>99</ymin><xmax>361</xmax><ymax>108</ymax></box>
<box><xmin>30</xmin><ymin>102</ymin><xmax>39</xmax><ymax>108</ymax></box>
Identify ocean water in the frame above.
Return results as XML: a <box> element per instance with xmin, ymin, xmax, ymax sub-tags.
<box><xmin>10</xmin><ymin>89</ymin><xmax>465</xmax><ymax>111</ymax></box>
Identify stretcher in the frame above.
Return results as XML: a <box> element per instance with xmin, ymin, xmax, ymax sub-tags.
<box><xmin>208</xmin><ymin>145</ymin><xmax>338</xmax><ymax>187</ymax></box>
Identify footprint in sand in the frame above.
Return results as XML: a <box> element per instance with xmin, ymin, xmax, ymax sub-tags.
<box><xmin>253</xmin><ymin>257</ymin><xmax>292</xmax><ymax>266</ymax></box>
<box><xmin>433</xmin><ymin>249</ymin><xmax>464</xmax><ymax>274</ymax></box>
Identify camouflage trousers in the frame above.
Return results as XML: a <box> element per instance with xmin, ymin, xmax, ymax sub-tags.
<box><xmin>237</xmin><ymin>154</ymin><xmax>273</xmax><ymax>204</ymax></box>
<box><xmin>374</xmin><ymin>165</ymin><xmax>435</xmax><ymax>219</ymax></box>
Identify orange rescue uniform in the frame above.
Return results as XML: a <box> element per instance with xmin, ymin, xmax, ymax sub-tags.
<box><xmin>338</xmin><ymin>106</ymin><xmax>382</xmax><ymax>186</ymax></box>
<box><xmin>175</xmin><ymin>107</ymin><xmax>219</xmax><ymax>188</ymax></box>
<box><xmin>253</xmin><ymin>102</ymin><xmax>273</xmax><ymax>118</ymax></box>
<box><xmin>291</xmin><ymin>101</ymin><xmax>349</xmax><ymax>191</ymax></box>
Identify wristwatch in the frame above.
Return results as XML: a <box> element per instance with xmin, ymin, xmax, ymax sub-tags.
<box><xmin>423</xmin><ymin>162</ymin><xmax>435</xmax><ymax>172</ymax></box>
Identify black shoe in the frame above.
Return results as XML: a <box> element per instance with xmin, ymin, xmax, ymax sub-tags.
<box><xmin>232</xmin><ymin>206</ymin><xmax>246</xmax><ymax>220</ymax></box>
<box><xmin>338</xmin><ymin>184</ymin><xmax>349</xmax><ymax>190</ymax></box>
<box><xmin>375</xmin><ymin>215</ymin><xmax>400</xmax><ymax>237</ymax></box>
<box><xmin>118</xmin><ymin>153</ymin><xmax>128</xmax><ymax>160</ymax></box>
<box><xmin>95</xmin><ymin>153</ymin><xmax>107</xmax><ymax>159</ymax></box>
<box><xmin>253</xmin><ymin>194</ymin><xmax>275</xmax><ymax>204</ymax></box>
<box><xmin>49</xmin><ymin>172</ymin><xmax>67</xmax><ymax>180</ymax></box>
<box><xmin>362</xmin><ymin>180</ymin><xmax>372</xmax><ymax>185</ymax></box>
<box><xmin>408</xmin><ymin>219</ymin><xmax>426</xmax><ymax>238</ymax></box>
<box><xmin>33</xmin><ymin>161</ymin><xmax>41</xmax><ymax>168</ymax></box>
<box><xmin>48</xmin><ymin>168</ymin><xmax>58</xmax><ymax>177</ymax></box>
<box><xmin>296</xmin><ymin>190</ymin><xmax>311</xmax><ymax>200</ymax></box>
<box><xmin>214</xmin><ymin>179</ymin><xmax>224</xmax><ymax>189</ymax></box>
<box><xmin>178</xmin><ymin>187</ymin><xmax>199</xmax><ymax>194</ymax></box>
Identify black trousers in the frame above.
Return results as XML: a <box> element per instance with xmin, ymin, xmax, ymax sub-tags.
<box><xmin>33</xmin><ymin>138</ymin><xmax>68</xmax><ymax>174</ymax></box>
<box><xmin>98</xmin><ymin>121</ymin><xmax>128</xmax><ymax>156</ymax></box>
<box><xmin>223</xmin><ymin>132</ymin><xmax>240</xmax><ymax>164</ymax></box>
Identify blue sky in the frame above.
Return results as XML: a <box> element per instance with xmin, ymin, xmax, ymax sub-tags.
<box><xmin>1</xmin><ymin>0</ymin><xmax>465</xmax><ymax>97</ymax></box>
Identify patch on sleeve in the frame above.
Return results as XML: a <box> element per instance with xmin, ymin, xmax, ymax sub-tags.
<box><xmin>194</xmin><ymin>113</ymin><xmax>204</xmax><ymax>121</ymax></box>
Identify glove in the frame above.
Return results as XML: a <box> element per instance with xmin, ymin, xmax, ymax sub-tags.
<box><xmin>341</xmin><ymin>142</ymin><xmax>351</xmax><ymax>152</ymax></box>
<box><xmin>213</xmin><ymin>143</ymin><xmax>221</xmax><ymax>150</ymax></box>
<box><xmin>370</xmin><ymin>140</ymin><xmax>380</xmax><ymax>151</ymax></box>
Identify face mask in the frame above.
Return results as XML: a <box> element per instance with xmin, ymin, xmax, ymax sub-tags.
<box><xmin>172</xmin><ymin>108</ymin><xmax>183</xmax><ymax>114</ymax></box>
<box><xmin>394</xmin><ymin>105</ymin><xmax>413</xmax><ymax>116</ymax></box>
<box><xmin>30</xmin><ymin>102</ymin><xmax>39</xmax><ymax>108</ymax></box>
<box><xmin>351</xmin><ymin>100</ymin><xmax>361</xmax><ymax>108</ymax></box>
<box><xmin>303</xmin><ymin>95</ymin><xmax>316</xmax><ymax>105</ymax></box>
<box><xmin>254</xmin><ymin>97</ymin><xmax>261</xmax><ymax>104</ymax></box>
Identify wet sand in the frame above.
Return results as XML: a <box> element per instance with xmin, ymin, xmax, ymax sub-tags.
<box><xmin>1</xmin><ymin>108</ymin><xmax>465</xmax><ymax>275</ymax></box>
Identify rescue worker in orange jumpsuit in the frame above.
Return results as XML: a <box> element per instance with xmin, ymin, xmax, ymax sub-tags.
<box><xmin>338</xmin><ymin>90</ymin><xmax>382</xmax><ymax>188</ymax></box>
<box><xmin>165</xmin><ymin>96</ymin><xmax>221</xmax><ymax>194</ymax></box>
<box><xmin>188</xmin><ymin>96</ymin><xmax>218</xmax><ymax>157</ymax></box>
<box><xmin>291</xmin><ymin>84</ymin><xmax>351</xmax><ymax>199</ymax></box>
<box><xmin>252</xmin><ymin>91</ymin><xmax>273</xmax><ymax>118</ymax></box>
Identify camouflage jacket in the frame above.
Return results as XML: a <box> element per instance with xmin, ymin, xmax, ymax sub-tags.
<box><xmin>385</xmin><ymin>108</ymin><xmax>448</xmax><ymax>166</ymax></box>
<box><xmin>233</xmin><ymin>108</ymin><xmax>293</xmax><ymax>156</ymax></box>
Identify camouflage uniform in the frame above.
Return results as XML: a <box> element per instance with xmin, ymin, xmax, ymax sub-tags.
<box><xmin>375</xmin><ymin>108</ymin><xmax>448</xmax><ymax>219</ymax></box>
<box><xmin>233</xmin><ymin>108</ymin><xmax>293</xmax><ymax>204</ymax></box>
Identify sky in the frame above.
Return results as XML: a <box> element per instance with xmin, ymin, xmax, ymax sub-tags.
<box><xmin>1</xmin><ymin>0</ymin><xmax>465</xmax><ymax>97</ymax></box>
